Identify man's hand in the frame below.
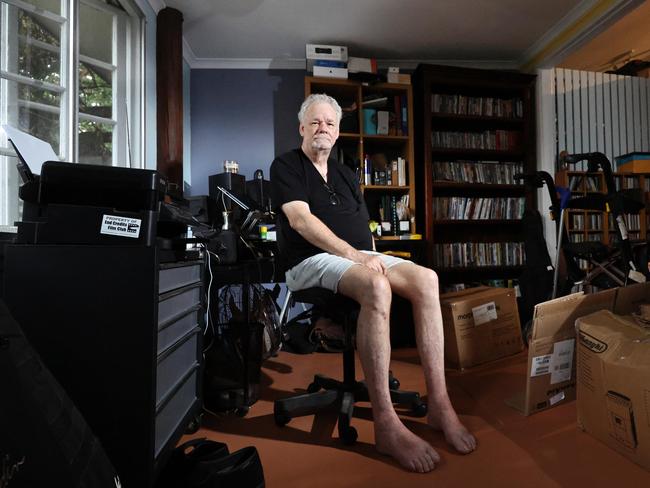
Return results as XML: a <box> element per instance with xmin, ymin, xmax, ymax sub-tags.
<box><xmin>355</xmin><ymin>251</ymin><xmax>387</xmax><ymax>275</ymax></box>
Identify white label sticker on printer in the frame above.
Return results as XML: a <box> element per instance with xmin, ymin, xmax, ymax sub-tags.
<box><xmin>550</xmin><ymin>338</ymin><xmax>575</xmax><ymax>384</ymax></box>
<box><xmin>100</xmin><ymin>215</ymin><xmax>141</xmax><ymax>238</ymax></box>
<box><xmin>471</xmin><ymin>301</ymin><xmax>497</xmax><ymax>325</ymax></box>
<box><xmin>531</xmin><ymin>354</ymin><xmax>552</xmax><ymax>377</ymax></box>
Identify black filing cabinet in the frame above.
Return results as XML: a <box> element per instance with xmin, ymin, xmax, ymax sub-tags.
<box><xmin>4</xmin><ymin>244</ymin><xmax>203</xmax><ymax>487</ymax></box>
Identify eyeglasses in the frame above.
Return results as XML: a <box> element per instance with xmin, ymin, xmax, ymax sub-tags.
<box><xmin>323</xmin><ymin>182</ymin><xmax>341</xmax><ymax>206</ymax></box>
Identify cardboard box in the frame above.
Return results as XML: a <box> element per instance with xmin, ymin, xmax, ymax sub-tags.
<box><xmin>439</xmin><ymin>286</ymin><xmax>523</xmax><ymax>369</ymax></box>
<box><xmin>506</xmin><ymin>289</ymin><xmax>616</xmax><ymax>416</ymax></box>
<box><xmin>615</xmin><ymin>152</ymin><xmax>650</xmax><ymax>173</ymax></box>
<box><xmin>387</xmin><ymin>72</ymin><xmax>411</xmax><ymax>85</ymax></box>
<box><xmin>576</xmin><ymin>308</ymin><xmax>650</xmax><ymax>471</ymax></box>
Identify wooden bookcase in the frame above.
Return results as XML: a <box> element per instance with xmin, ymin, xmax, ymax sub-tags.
<box><xmin>304</xmin><ymin>76</ymin><xmax>418</xmax><ymax>244</ymax></box>
<box><xmin>413</xmin><ymin>64</ymin><xmax>537</xmax><ymax>288</ymax></box>
<box><xmin>556</xmin><ymin>169</ymin><xmax>648</xmax><ymax>271</ymax></box>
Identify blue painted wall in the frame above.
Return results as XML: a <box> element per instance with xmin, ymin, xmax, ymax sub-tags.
<box><xmin>189</xmin><ymin>69</ymin><xmax>304</xmax><ymax>196</ymax></box>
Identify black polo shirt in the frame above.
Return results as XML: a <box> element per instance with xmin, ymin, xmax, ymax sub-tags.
<box><xmin>270</xmin><ymin>148</ymin><xmax>373</xmax><ymax>269</ymax></box>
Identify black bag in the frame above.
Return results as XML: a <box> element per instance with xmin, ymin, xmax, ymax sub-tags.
<box><xmin>250</xmin><ymin>284</ymin><xmax>282</xmax><ymax>360</ymax></box>
<box><xmin>157</xmin><ymin>438</ymin><xmax>265</xmax><ymax>488</ymax></box>
<box><xmin>203</xmin><ymin>284</ymin><xmax>281</xmax><ymax>412</ymax></box>
<box><xmin>0</xmin><ymin>300</ymin><xmax>118</xmax><ymax>488</ymax></box>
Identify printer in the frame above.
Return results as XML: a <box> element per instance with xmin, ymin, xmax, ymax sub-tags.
<box><xmin>17</xmin><ymin>160</ymin><xmax>191</xmax><ymax>251</ymax></box>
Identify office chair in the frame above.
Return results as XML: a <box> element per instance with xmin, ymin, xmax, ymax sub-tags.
<box><xmin>273</xmin><ymin>287</ymin><xmax>428</xmax><ymax>445</ymax></box>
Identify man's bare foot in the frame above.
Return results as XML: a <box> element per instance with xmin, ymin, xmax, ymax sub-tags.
<box><xmin>375</xmin><ymin>420</ymin><xmax>440</xmax><ymax>473</ymax></box>
<box><xmin>428</xmin><ymin>406</ymin><xmax>476</xmax><ymax>454</ymax></box>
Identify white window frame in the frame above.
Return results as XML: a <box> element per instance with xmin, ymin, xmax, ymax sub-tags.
<box><xmin>0</xmin><ymin>0</ymin><xmax>144</xmax><ymax>226</ymax></box>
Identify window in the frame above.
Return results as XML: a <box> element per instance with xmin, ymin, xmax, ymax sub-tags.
<box><xmin>0</xmin><ymin>0</ymin><xmax>143</xmax><ymax>226</ymax></box>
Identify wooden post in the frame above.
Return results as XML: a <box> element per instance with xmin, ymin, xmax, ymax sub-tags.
<box><xmin>157</xmin><ymin>7</ymin><xmax>184</xmax><ymax>198</ymax></box>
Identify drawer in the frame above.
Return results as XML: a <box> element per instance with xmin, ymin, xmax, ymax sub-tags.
<box><xmin>158</xmin><ymin>283</ymin><xmax>201</xmax><ymax>326</ymax></box>
<box><xmin>158</xmin><ymin>306</ymin><xmax>201</xmax><ymax>355</ymax></box>
<box><xmin>159</xmin><ymin>262</ymin><xmax>202</xmax><ymax>294</ymax></box>
<box><xmin>154</xmin><ymin>367</ymin><xmax>199</xmax><ymax>457</ymax></box>
<box><xmin>156</xmin><ymin>329</ymin><xmax>200</xmax><ymax>405</ymax></box>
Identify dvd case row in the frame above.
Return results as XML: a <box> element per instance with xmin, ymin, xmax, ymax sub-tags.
<box><xmin>433</xmin><ymin>160</ymin><xmax>523</xmax><ymax>184</ymax></box>
<box><xmin>433</xmin><ymin>242</ymin><xmax>525</xmax><ymax>268</ymax></box>
<box><xmin>432</xmin><ymin>197</ymin><xmax>525</xmax><ymax>220</ymax></box>
<box><xmin>431</xmin><ymin>130</ymin><xmax>520</xmax><ymax>150</ymax></box>
<box><xmin>431</xmin><ymin>94</ymin><xmax>523</xmax><ymax>118</ymax></box>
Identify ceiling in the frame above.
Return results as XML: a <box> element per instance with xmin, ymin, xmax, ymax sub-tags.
<box><xmin>149</xmin><ymin>0</ymin><xmax>645</xmax><ymax>71</ymax></box>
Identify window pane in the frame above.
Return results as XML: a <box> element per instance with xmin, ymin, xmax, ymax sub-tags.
<box><xmin>2</xmin><ymin>79</ymin><xmax>61</xmax><ymax>153</ymax></box>
<box><xmin>79</xmin><ymin>2</ymin><xmax>114</xmax><ymax>64</ymax></box>
<box><xmin>79</xmin><ymin>63</ymin><xmax>112</xmax><ymax>117</ymax></box>
<box><xmin>19</xmin><ymin>105</ymin><xmax>60</xmax><ymax>153</ymax></box>
<box><xmin>78</xmin><ymin>120</ymin><xmax>113</xmax><ymax>165</ymax></box>
<box><xmin>1</xmin><ymin>5</ymin><xmax>62</xmax><ymax>86</ymax></box>
<box><xmin>19</xmin><ymin>0</ymin><xmax>62</xmax><ymax>16</ymax></box>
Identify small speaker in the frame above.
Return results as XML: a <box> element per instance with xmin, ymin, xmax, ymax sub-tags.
<box><xmin>209</xmin><ymin>173</ymin><xmax>246</xmax><ymax>200</ymax></box>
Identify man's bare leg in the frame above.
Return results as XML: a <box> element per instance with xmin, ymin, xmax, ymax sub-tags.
<box><xmin>338</xmin><ymin>265</ymin><xmax>440</xmax><ymax>473</ymax></box>
<box><xmin>387</xmin><ymin>263</ymin><xmax>477</xmax><ymax>454</ymax></box>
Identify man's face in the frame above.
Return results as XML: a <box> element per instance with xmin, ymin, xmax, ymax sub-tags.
<box><xmin>300</xmin><ymin>102</ymin><xmax>340</xmax><ymax>152</ymax></box>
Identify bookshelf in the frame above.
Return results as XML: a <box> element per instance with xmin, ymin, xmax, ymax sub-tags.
<box><xmin>304</xmin><ymin>76</ymin><xmax>418</xmax><ymax>245</ymax></box>
<box><xmin>556</xmin><ymin>169</ymin><xmax>648</xmax><ymax>272</ymax></box>
<box><xmin>413</xmin><ymin>64</ymin><xmax>536</xmax><ymax>289</ymax></box>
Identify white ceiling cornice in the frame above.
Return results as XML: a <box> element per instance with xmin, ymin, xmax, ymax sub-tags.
<box><xmin>519</xmin><ymin>0</ymin><xmax>644</xmax><ymax>70</ymax></box>
<box><xmin>186</xmin><ymin>57</ymin><xmax>519</xmax><ymax>71</ymax></box>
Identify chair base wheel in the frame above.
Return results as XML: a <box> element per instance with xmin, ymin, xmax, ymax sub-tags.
<box><xmin>274</xmin><ymin>412</ymin><xmax>291</xmax><ymax>427</ymax></box>
<box><xmin>411</xmin><ymin>401</ymin><xmax>428</xmax><ymax>417</ymax></box>
<box><xmin>235</xmin><ymin>406</ymin><xmax>250</xmax><ymax>417</ymax></box>
<box><xmin>307</xmin><ymin>382</ymin><xmax>320</xmax><ymax>393</ymax></box>
<box><xmin>340</xmin><ymin>426</ymin><xmax>358</xmax><ymax>445</ymax></box>
<box><xmin>185</xmin><ymin>413</ymin><xmax>202</xmax><ymax>434</ymax></box>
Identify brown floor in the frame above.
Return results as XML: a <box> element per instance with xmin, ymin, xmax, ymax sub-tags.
<box><xmin>184</xmin><ymin>349</ymin><xmax>650</xmax><ymax>487</ymax></box>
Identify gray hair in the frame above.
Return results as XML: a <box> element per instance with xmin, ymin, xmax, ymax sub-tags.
<box><xmin>298</xmin><ymin>93</ymin><xmax>342</xmax><ymax>124</ymax></box>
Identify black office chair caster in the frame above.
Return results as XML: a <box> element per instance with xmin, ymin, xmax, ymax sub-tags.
<box><xmin>307</xmin><ymin>381</ymin><xmax>321</xmax><ymax>393</ymax></box>
<box><xmin>235</xmin><ymin>406</ymin><xmax>250</xmax><ymax>417</ymax></box>
<box><xmin>339</xmin><ymin>426</ymin><xmax>358</xmax><ymax>445</ymax></box>
<box><xmin>388</xmin><ymin>373</ymin><xmax>400</xmax><ymax>391</ymax></box>
<box><xmin>411</xmin><ymin>400</ymin><xmax>428</xmax><ymax>417</ymax></box>
<box><xmin>185</xmin><ymin>412</ymin><xmax>203</xmax><ymax>434</ymax></box>
<box><xmin>274</xmin><ymin>412</ymin><xmax>291</xmax><ymax>427</ymax></box>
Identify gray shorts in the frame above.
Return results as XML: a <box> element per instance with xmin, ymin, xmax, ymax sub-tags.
<box><xmin>285</xmin><ymin>251</ymin><xmax>412</xmax><ymax>293</ymax></box>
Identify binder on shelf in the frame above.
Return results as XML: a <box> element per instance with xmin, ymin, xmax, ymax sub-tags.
<box><xmin>363</xmin><ymin>109</ymin><xmax>377</xmax><ymax>135</ymax></box>
<box><xmin>401</xmin><ymin>94</ymin><xmax>408</xmax><ymax>135</ymax></box>
<box><xmin>376</xmin><ymin>111</ymin><xmax>389</xmax><ymax>135</ymax></box>
<box><xmin>397</xmin><ymin>157</ymin><xmax>406</xmax><ymax>186</ymax></box>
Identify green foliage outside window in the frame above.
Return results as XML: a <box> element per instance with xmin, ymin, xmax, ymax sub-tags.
<box><xmin>16</xmin><ymin>9</ymin><xmax>113</xmax><ymax>163</ymax></box>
